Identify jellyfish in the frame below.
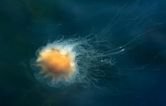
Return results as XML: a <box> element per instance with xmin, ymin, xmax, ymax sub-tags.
<box><xmin>32</xmin><ymin>31</ymin><xmax>152</xmax><ymax>88</ymax></box>
<box><xmin>33</xmin><ymin>37</ymin><xmax>112</xmax><ymax>88</ymax></box>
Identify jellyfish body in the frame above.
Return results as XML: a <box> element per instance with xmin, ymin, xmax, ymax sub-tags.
<box><xmin>36</xmin><ymin>47</ymin><xmax>76</xmax><ymax>80</ymax></box>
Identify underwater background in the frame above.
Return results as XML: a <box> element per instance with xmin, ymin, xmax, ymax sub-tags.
<box><xmin>0</xmin><ymin>0</ymin><xmax>166</xmax><ymax>106</ymax></box>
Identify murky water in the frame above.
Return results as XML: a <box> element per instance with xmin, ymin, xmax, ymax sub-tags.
<box><xmin>0</xmin><ymin>0</ymin><xmax>166</xmax><ymax>106</ymax></box>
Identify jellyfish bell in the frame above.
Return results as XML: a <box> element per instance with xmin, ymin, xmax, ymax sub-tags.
<box><xmin>36</xmin><ymin>47</ymin><xmax>76</xmax><ymax>80</ymax></box>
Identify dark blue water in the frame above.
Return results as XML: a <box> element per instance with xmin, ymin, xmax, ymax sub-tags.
<box><xmin>0</xmin><ymin>0</ymin><xmax>166</xmax><ymax>106</ymax></box>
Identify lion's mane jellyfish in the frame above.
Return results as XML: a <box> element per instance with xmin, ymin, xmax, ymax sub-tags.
<box><xmin>33</xmin><ymin>38</ymin><xmax>115</xmax><ymax>87</ymax></box>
